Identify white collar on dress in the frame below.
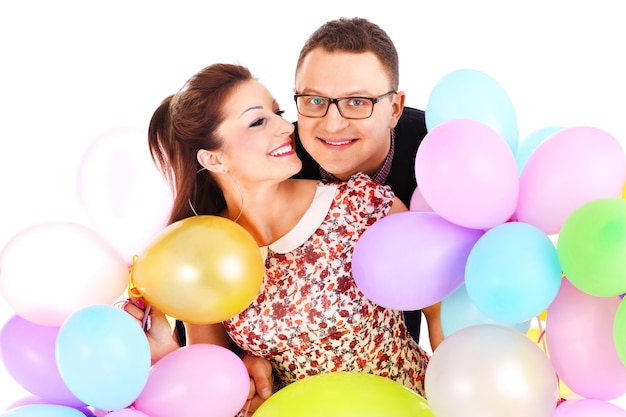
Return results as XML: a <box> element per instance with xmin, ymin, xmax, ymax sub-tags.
<box><xmin>259</xmin><ymin>183</ymin><xmax>338</xmax><ymax>256</ymax></box>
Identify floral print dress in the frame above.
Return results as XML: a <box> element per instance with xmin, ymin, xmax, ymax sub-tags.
<box><xmin>223</xmin><ymin>173</ymin><xmax>430</xmax><ymax>397</ymax></box>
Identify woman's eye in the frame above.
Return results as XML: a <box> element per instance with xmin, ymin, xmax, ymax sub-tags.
<box><xmin>250</xmin><ymin>118</ymin><xmax>265</xmax><ymax>127</ymax></box>
<box><xmin>275</xmin><ymin>110</ymin><xmax>285</xmax><ymax>117</ymax></box>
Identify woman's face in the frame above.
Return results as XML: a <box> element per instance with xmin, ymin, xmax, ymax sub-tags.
<box><xmin>217</xmin><ymin>79</ymin><xmax>300</xmax><ymax>184</ymax></box>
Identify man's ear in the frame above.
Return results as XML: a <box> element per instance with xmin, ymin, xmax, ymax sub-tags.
<box><xmin>389</xmin><ymin>90</ymin><xmax>406</xmax><ymax>129</ymax></box>
<box><xmin>197</xmin><ymin>149</ymin><xmax>225</xmax><ymax>173</ymax></box>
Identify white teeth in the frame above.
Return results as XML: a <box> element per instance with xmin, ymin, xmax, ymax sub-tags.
<box><xmin>270</xmin><ymin>144</ymin><xmax>293</xmax><ymax>156</ymax></box>
<box><xmin>324</xmin><ymin>140</ymin><xmax>351</xmax><ymax>146</ymax></box>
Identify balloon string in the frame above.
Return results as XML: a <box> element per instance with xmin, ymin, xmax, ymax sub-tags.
<box><xmin>535</xmin><ymin>314</ymin><xmax>566</xmax><ymax>404</ymax></box>
<box><xmin>243</xmin><ymin>399</ymin><xmax>252</xmax><ymax>416</ymax></box>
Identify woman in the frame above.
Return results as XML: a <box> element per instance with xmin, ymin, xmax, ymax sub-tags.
<box><xmin>125</xmin><ymin>63</ymin><xmax>430</xmax><ymax>415</ymax></box>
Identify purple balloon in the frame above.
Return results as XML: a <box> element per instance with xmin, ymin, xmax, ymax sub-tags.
<box><xmin>0</xmin><ymin>315</ymin><xmax>85</xmax><ymax>407</ymax></box>
<box><xmin>352</xmin><ymin>211</ymin><xmax>484</xmax><ymax>310</ymax></box>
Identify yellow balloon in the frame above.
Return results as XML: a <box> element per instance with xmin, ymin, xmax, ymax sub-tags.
<box><xmin>253</xmin><ymin>372</ymin><xmax>434</xmax><ymax>417</ymax></box>
<box><xmin>622</xmin><ymin>181</ymin><xmax>626</xmax><ymax>200</ymax></box>
<box><xmin>131</xmin><ymin>215</ymin><xmax>264</xmax><ymax>323</ymax></box>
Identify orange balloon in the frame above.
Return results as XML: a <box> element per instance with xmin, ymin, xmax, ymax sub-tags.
<box><xmin>131</xmin><ymin>215</ymin><xmax>264</xmax><ymax>324</ymax></box>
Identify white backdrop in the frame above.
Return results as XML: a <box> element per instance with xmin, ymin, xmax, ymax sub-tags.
<box><xmin>1</xmin><ymin>0</ymin><xmax>625</xmax><ymax>411</ymax></box>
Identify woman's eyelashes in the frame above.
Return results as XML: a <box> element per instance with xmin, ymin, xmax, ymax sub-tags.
<box><xmin>249</xmin><ymin>110</ymin><xmax>285</xmax><ymax>128</ymax></box>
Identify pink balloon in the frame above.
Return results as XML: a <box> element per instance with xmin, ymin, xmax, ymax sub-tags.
<box><xmin>552</xmin><ymin>399</ymin><xmax>626</xmax><ymax>417</ymax></box>
<box><xmin>546</xmin><ymin>278</ymin><xmax>626</xmax><ymax>400</ymax></box>
<box><xmin>352</xmin><ymin>211</ymin><xmax>484</xmax><ymax>310</ymax></box>
<box><xmin>0</xmin><ymin>315</ymin><xmax>84</xmax><ymax>407</ymax></box>
<box><xmin>516</xmin><ymin>126</ymin><xmax>626</xmax><ymax>235</ymax></box>
<box><xmin>0</xmin><ymin>222</ymin><xmax>129</xmax><ymax>326</ymax></box>
<box><xmin>415</xmin><ymin>118</ymin><xmax>519</xmax><ymax>230</ymax></box>
<box><xmin>76</xmin><ymin>126</ymin><xmax>173</xmax><ymax>263</ymax></box>
<box><xmin>409</xmin><ymin>187</ymin><xmax>433</xmax><ymax>212</ymax></box>
<box><xmin>133</xmin><ymin>344</ymin><xmax>249</xmax><ymax>417</ymax></box>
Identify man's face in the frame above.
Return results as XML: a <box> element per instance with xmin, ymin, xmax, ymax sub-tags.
<box><xmin>294</xmin><ymin>48</ymin><xmax>404</xmax><ymax>180</ymax></box>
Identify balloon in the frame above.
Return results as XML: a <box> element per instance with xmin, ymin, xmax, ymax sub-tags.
<box><xmin>516</xmin><ymin>126</ymin><xmax>626</xmax><ymax>235</ymax></box>
<box><xmin>76</xmin><ymin>126</ymin><xmax>173</xmax><ymax>264</ymax></box>
<box><xmin>464</xmin><ymin>222</ymin><xmax>562</xmax><ymax>323</ymax></box>
<box><xmin>425</xmin><ymin>68</ymin><xmax>519</xmax><ymax>154</ymax></box>
<box><xmin>552</xmin><ymin>399</ymin><xmax>626</xmax><ymax>417</ymax></box>
<box><xmin>0</xmin><ymin>404</ymin><xmax>86</xmax><ymax>417</ymax></box>
<box><xmin>105</xmin><ymin>410</ymin><xmax>150</xmax><ymax>417</ymax></box>
<box><xmin>131</xmin><ymin>215</ymin><xmax>264</xmax><ymax>323</ymax></box>
<box><xmin>425</xmin><ymin>324</ymin><xmax>559</xmax><ymax>417</ymax></box>
<box><xmin>546</xmin><ymin>278</ymin><xmax>626</xmax><ymax>400</ymax></box>
<box><xmin>4</xmin><ymin>397</ymin><xmax>93</xmax><ymax>416</ymax></box>
<box><xmin>133</xmin><ymin>344</ymin><xmax>249</xmax><ymax>417</ymax></box>
<box><xmin>253</xmin><ymin>372</ymin><xmax>433</xmax><ymax>417</ymax></box>
<box><xmin>440</xmin><ymin>285</ymin><xmax>530</xmax><ymax>337</ymax></box>
<box><xmin>409</xmin><ymin>187</ymin><xmax>433</xmax><ymax>212</ymax></box>
<box><xmin>414</xmin><ymin>118</ymin><xmax>519</xmax><ymax>230</ymax></box>
<box><xmin>616</xmin><ymin>297</ymin><xmax>626</xmax><ymax>366</ymax></box>
<box><xmin>0</xmin><ymin>315</ymin><xmax>84</xmax><ymax>407</ymax></box>
<box><xmin>0</xmin><ymin>222</ymin><xmax>129</xmax><ymax>326</ymax></box>
<box><xmin>557</xmin><ymin>198</ymin><xmax>626</xmax><ymax>296</ymax></box>
<box><xmin>515</xmin><ymin>126</ymin><xmax>563</xmax><ymax>175</ymax></box>
<box><xmin>56</xmin><ymin>305</ymin><xmax>151</xmax><ymax>411</ymax></box>
<box><xmin>352</xmin><ymin>211</ymin><xmax>484</xmax><ymax>310</ymax></box>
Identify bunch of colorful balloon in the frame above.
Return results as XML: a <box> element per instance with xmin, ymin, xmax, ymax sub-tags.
<box><xmin>0</xmin><ymin>127</ymin><xmax>265</xmax><ymax>416</ymax></box>
<box><xmin>352</xmin><ymin>68</ymin><xmax>626</xmax><ymax>417</ymax></box>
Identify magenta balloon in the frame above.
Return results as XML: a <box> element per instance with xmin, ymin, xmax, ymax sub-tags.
<box><xmin>414</xmin><ymin>118</ymin><xmax>519</xmax><ymax>230</ymax></box>
<box><xmin>546</xmin><ymin>279</ymin><xmax>626</xmax><ymax>400</ymax></box>
<box><xmin>352</xmin><ymin>211</ymin><xmax>484</xmax><ymax>310</ymax></box>
<box><xmin>0</xmin><ymin>315</ymin><xmax>85</xmax><ymax>407</ymax></box>
<box><xmin>133</xmin><ymin>344</ymin><xmax>249</xmax><ymax>417</ymax></box>
<box><xmin>516</xmin><ymin>126</ymin><xmax>626</xmax><ymax>235</ymax></box>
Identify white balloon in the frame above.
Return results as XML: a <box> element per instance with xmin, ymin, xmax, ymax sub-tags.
<box><xmin>0</xmin><ymin>221</ymin><xmax>129</xmax><ymax>326</ymax></box>
<box><xmin>76</xmin><ymin>126</ymin><xmax>173</xmax><ymax>264</ymax></box>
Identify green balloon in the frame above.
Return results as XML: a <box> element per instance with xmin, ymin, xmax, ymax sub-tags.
<box><xmin>614</xmin><ymin>297</ymin><xmax>626</xmax><ymax>366</ymax></box>
<box><xmin>252</xmin><ymin>372</ymin><xmax>434</xmax><ymax>417</ymax></box>
<box><xmin>557</xmin><ymin>198</ymin><xmax>626</xmax><ymax>296</ymax></box>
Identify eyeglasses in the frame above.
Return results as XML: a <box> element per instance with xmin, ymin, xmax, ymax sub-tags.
<box><xmin>293</xmin><ymin>90</ymin><xmax>396</xmax><ymax>119</ymax></box>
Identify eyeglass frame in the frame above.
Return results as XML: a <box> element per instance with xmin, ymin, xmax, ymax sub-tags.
<box><xmin>293</xmin><ymin>90</ymin><xmax>397</xmax><ymax>119</ymax></box>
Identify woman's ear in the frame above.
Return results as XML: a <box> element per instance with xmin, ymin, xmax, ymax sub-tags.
<box><xmin>197</xmin><ymin>149</ymin><xmax>225</xmax><ymax>173</ymax></box>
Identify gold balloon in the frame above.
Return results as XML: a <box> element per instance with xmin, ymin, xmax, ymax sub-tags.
<box><xmin>131</xmin><ymin>215</ymin><xmax>264</xmax><ymax>324</ymax></box>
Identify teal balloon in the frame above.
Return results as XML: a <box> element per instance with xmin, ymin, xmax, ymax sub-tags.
<box><xmin>56</xmin><ymin>304</ymin><xmax>151</xmax><ymax>411</ymax></box>
<box><xmin>0</xmin><ymin>404</ymin><xmax>86</xmax><ymax>417</ymax></box>
<box><xmin>464</xmin><ymin>222</ymin><xmax>562</xmax><ymax>323</ymax></box>
<box><xmin>426</xmin><ymin>68</ymin><xmax>519</xmax><ymax>154</ymax></box>
<box><xmin>515</xmin><ymin>126</ymin><xmax>563</xmax><ymax>175</ymax></box>
<box><xmin>441</xmin><ymin>284</ymin><xmax>531</xmax><ymax>337</ymax></box>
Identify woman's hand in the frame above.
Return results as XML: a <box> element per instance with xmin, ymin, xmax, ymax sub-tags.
<box><xmin>239</xmin><ymin>354</ymin><xmax>274</xmax><ymax>415</ymax></box>
<box><xmin>123</xmin><ymin>289</ymin><xmax>179</xmax><ymax>364</ymax></box>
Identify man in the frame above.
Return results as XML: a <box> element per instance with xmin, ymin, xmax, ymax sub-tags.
<box><xmin>292</xmin><ymin>17</ymin><xmax>441</xmax><ymax>349</ymax></box>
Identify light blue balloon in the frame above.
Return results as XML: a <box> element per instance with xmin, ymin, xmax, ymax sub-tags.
<box><xmin>56</xmin><ymin>304</ymin><xmax>151</xmax><ymax>411</ymax></box>
<box><xmin>0</xmin><ymin>404</ymin><xmax>85</xmax><ymax>417</ymax></box>
<box><xmin>441</xmin><ymin>284</ymin><xmax>531</xmax><ymax>338</ymax></box>
<box><xmin>426</xmin><ymin>68</ymin><xmax>519</xmax><ymax>155</ymax></box>
<box><xmin>464</xmin><ymin>222</ymin><xmax>562</xmax><ymax>323</ymax></box>
<box><xmin>515</xmin><ymin>126</ymin><xmax>563</xmax><ymax>175</ymax></box>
